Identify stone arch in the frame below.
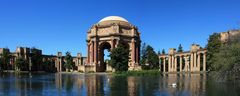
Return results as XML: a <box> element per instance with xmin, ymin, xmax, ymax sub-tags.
<box><xmin>86</xmin><ymin>16</ymin><xmax>141</xmax><ymax>72</ymax></box>
<box><xmin>97</xmin><ymin>42</ymin><xmax>111</xmax><ymax>72</ymax></box>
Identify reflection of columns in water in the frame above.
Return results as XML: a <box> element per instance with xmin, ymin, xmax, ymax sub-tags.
<box><xmin>55</xmin><ymin>73</ymin><xmax>62</xmax><ymax>96</ymax></box>
<box><xmin>86</xmin><ymin>75</ymin><xmax>96</xmax><ymax>96</ymax></box>
<box><xmin>128</xmin><ymin>77</ymin><xmax>137</xmax><ymax>96</ymax></box>
<box><xmin>167</xmin><ymin>74</ymin><xmax>178</xmax><ymax>95</ymax></box>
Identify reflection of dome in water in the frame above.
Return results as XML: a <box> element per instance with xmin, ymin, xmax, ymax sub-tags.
<box><xmin>99</xmin><ymin>16</ymin><xmax>128</xmax><ymax>23</ymax></box>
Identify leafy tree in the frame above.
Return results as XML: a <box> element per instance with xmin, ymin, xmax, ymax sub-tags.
<box><xmin>212</xmin><ymin>42</ymin><xmax>240</xmax><ymax>80</ymax></box>
<box><xmin>64</xmin><ymin>52</ymin><xmax>74</xmax><ymax>71</ymax></box>
<box><xmin>162</xmin><ymin>49</ymin><xmax>166</xmax><ymax>54</ymax></box>
<box><xmin>43</xmin><ymin>59</ymin><xmax>56</xmax><ymax>72</ymax></box>
<box><xmin>31</xmin><ymin>47</ymin><xmax>42</xmax><ymax>71</ymax></box>
<box><xmin>140</xmin><ymin>42</ymin><xmax>147</xmax><ymax>65</ymax></box>
<box><xmin>109</xmin><ymin>44</ymin><xmax>129</xmax><ymax>72</ymax></box>
<box><xmin>15</xmin><ymin>58</ymin><xmax>28</xmax><ymax>71</ymax></box>
<box><xmin>177</xmin><ymin>44</ymin><xmax>183</xmax><ymax>52</ymax></box>
<box><xmin>206</xmin><ymin>33</ymin><xmax>222</xmax><ymax>71</ymax></box>
<box><xmin>141</xmin><ymin>45</ymin><xmax>159</xmax><ymax>70</ymax></box>
<box><xmin>0</xmin><ymin>58</ymin><xmax>3</xmax><ymax>70</ymax></box>
<box><xmin>157</xmin><ymin>50</ymin><xmax>161</xmax><ymax>55</ymax></box>
<box><xmin>1</xmin><ymin>49</ymin><xmax>10</xmax><ymax>70</ymax></box>
<box><xmin>210</xmin><ymin>32</ymin><xmax>240</xmax><ymax>80</ymax></box>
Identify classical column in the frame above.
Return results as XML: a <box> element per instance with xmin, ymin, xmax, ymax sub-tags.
<box><xmin>197</xmin><ymin>53</ymin><xmax>201</xmax><ymax>71</ymax></box>
<box><xmin>87</xmin><ymin>44</ymin><xmax>90</xmax><ymax>64</ymax></box>
<box><xmin>194</xmin><ymin>53</ymin><xmax>197</xmax><ymax>72</ymax></box>
<box><xmin>131</xmin><ymin>39</ymin><xmax>135</xmax><ymax>67</ymax></box>
<box><xmin>203</xmin><ymin>53</ymin><xmax>206</xmax><ymax>71</ymax></box>
<box><xmin>180</xmin><ymin>56</ymin><xmax>182</xmax><ymax>72</ymax></box>
<box><xmin>174</xmin><ymin>56</ymin><xmax>177</xmax><ymax>72</ymax></box>
<box><xmin>172</xmin><ymin>56</ymin><xmax>174</xmax><ymax>72</ymax></box>
<box><xmin>59</xmin><ymin>57</ymin><xmax>62</xmax><ymax>72</ymax></box>
<box><xmin>163</xmin><ymin>57</ymin><xmax>166</xmax><ymax>72</ymax></box>
<box><xmin>190</xmin><ymin>53</ymin><xmax>193</xmax><ymax>72</ymax></box>
<box><xmin>168</xmin><ymin>56</ymin><xmax>171</xmax><ymax>72</ymax></box>
<box><xmin>136</xmin><ymin>45</ymin><xmax>139</xmax><ymax>65</ymax></box>
<box><xmin>92</xmin><ymin>41</ymin><xmax>95</xmax><ymax>64</ymax></box>
<box><xmin>94</xmin><ymin>40</ymin><xmax>98</xmax><ymax>64</ymax></box>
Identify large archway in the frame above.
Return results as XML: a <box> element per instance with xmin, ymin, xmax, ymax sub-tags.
<box><xmin>98</xmin><ymin>42</ymin><xmax>111</xmax><ymax>72</ymax></box>
<box><xmin>86</xmin><ymin>16</ymin><xmax>141</xmax><ymax>72</ymax></box>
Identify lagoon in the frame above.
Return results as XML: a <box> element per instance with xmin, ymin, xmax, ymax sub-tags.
<box><xmin>0</xmin><ymin>73</ymin><xmax>239</xmax><ymax>96</ymax></box>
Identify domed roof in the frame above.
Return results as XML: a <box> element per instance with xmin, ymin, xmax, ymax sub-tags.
<box><xmin>99</xmin><ymin>16</ymin><xmax>128</xmax><ymax>23</ymax></box>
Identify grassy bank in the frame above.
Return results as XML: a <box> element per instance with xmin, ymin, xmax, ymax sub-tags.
<box><xmin>113</xmin><ymin>70</ymin><xmax>161</xmax><ymax>76</ymax></box>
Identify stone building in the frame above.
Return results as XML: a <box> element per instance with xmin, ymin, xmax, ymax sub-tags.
<box><xmin>0</xmin><ymin>47</ymin><xmax>86</xmax><ymax>72</ymax></box>
<box><xmin>82</xmin><ymin>16</ymin><xmax>141</xmax><ymax>72</ymax></box>
<box><xmin>159</xmin><ymin>44</ymin><xmax>207</xmax><ymax>73</ymax></box>
<box><xmin>220</xmin><ymin>29</ymin><xmax>240</xmax><ymax>43</ymax></box>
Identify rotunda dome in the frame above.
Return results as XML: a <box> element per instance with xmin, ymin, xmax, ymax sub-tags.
<box><xmin>99</xmin><ymin>16</ymin><xmax>128</xmax><ymax>23</ymax></box>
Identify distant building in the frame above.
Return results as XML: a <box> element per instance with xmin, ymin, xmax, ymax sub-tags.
<box><xmin>220</xmin><ymin>30</ymin><xmax>240</xmax><ymax>43</ymax></box>
<box><xmin>0</xmin><ymin>47</ymin><xmax>86</xmax><ymax>72</ymax></box>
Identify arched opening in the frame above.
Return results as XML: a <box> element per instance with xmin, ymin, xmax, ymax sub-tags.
<box><xmin>98</xmin><ymin>42</ymin><xmax>111</xmax><ymax>72</ymax></box>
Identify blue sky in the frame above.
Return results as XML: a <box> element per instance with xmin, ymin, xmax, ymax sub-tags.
<box><xmin>0</xmin><ymin>0</ymin><xmax>239</xmax><ymax>56</ymax></box>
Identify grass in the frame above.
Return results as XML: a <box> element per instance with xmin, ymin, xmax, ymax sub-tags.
<box><xmin>113</xmin><ymin>70</ymin><xmax>161</xmax><ymax>76</ymax></box>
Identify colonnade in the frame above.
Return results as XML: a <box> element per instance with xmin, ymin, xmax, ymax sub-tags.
<box><xmin>159</xmin><ymin>45</ymin><xmax>207</xmax><ymax>73</ymax></box>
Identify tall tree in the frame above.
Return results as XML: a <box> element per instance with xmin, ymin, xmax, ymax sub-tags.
<box><xmin>157</xmin><ymin>50</ymin><xmax>161</xmax><ymax>55</ymax></box>
<box><xmin>206</xmin><ymin>33</ymin><xmax>222</xmax><ymax>71</ymax></box>
<box><xmin>43</xmin><ymin>59</ymin><xmax>56</xmax><ymax>72</ymax></box>
<box><xmin>162</xmin><ymin>49</ymin><xmax>166</xmax><ymax>54</ymax></box>
<box><xmin>15</xmin><ymin>58</ymin><xmax>28</xmax><ymax>71</ymax></box>
<box><xmin>140</xmin><ymin>42</ymin><xmax>147</xmax><ymax>65</ymax></box>
<box><xmin>1</xmin><ymin>49</ymin><xmax>10</xmax><ymax>70</ymax></box>
<box><xmin>31</xmin><ymin>47</ymin><xmax>42</xmax><ymax>71</ymax></box>
<box><xmin>177</xmin><ymin>44</ymin><xmax>183</xmax><ymax>52</ymax></box>
<box><xmin>141</xmin><ymin>45</ymin><xmax>159</xmax><ymax>70</ymax></box>
<box><xmin>65</xmin><ymin>52</ymin><xmax>74</xmax><ymax>71</ymax></box>
<box><xmin>0</xmin><ymin>58</ymin><xmax>2</xmax><ymax>70</ymax></box>
<box><xmin>109</xmin><ymin>44</ymin><xmax>129</xmax><ymax>72</ymax></box>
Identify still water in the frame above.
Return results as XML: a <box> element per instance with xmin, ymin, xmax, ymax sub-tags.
<box><xmin>0</xmin><ymin>73</ymin><xmax>239</xmax><ymax>96</ymax></box>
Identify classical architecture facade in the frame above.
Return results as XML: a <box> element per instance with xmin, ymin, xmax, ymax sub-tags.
<box><xmin>220</xmin><ymin>29</ymin><xmax>240</xmax><ymax>43</ymax></box>
<box><xmin>84</xmin><ymin>16</ymin><xmax>141</xmax><ymax>72</ymax></box>
<box><xmin>159</xmin><ymin>44</ymin><xmax>207</xmax><ymax>73</ymax></box>
<box><xmin>0</xmin><ymin>47</ymin><xmax>86</xmax><ymax>72</ymax></box>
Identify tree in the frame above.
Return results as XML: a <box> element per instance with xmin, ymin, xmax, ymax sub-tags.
<box><xmin>1</xmin><ymin>49</ymin><xmax>10</xmax><ymax>70</ymax></box>
<box><xmin>15</xmin><ymin>58</ymin><xmax>28</xmax><ymax>71</ymax></box>
<box><xmin>140</xmin><ymin>42</ymin><xmax>147</xmax><ymax>65</ymax></box>
<box><xmin>65</xmin><ymin>52</ymin><xmax>74</xmax><ymax>71</ymax></box>
<box><xmin>109</xmin><ymin>44</ymin><xmax>129</xmax><ymax>72</ymax></box>
<box><xmin>212</xmin><ymin>42</ymin><xmax>240</xmax><ymax>80</ymax></box>
<box><xmin>0</xmin><ymin>58</ymin><xmax>3</xmax><ymax>70</ymax></box>
<box><xmin>31</xmin><ymin>47</ymin><xmax>43</xmax><ymax>71</ymax></box>
<box><xmin>162</xmin><ymin>49</ymin><xmax>166</xmax><ymax>54</ymax></box>
<box><xmin>43</xmin><ymin>59</ymin><xmax>56</xmax><ymax>72</ymax></box>
<box><xmin>177</xmin><ymin>44</ymin><xmax>183</xmax><ymax>52</ymax></box>
<box><xmin>141</xmin><ymin>45</ymin><xmax>159</xmax><ymax>70</ymax></box>
<box><xmin>210</xmin><ymin>32</ymin><xmax>240</xmax><ymax>80</ymax></box>
<box><xmin>206</xmin><ymin>33</ymin><xmax>222</xmax><ymax>71</ymax></box>
<box><xmin>157</xmin><ymin>50</ymin><xmax>161</xmax><ymax>55</ymax></box>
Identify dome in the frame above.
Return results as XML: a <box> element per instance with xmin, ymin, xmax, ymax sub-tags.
<box><xmin>99</xmin><ymin>16</ymin><xmax>128</xmax><ymax>23</ymax></box>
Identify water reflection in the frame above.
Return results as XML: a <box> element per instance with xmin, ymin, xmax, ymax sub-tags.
<box><xmin>0</xmin><ymin>73</ymin><xmax>239</xmax><ymax>96</ymax></box>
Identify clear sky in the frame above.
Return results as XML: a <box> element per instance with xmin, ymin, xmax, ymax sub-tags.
<box><xmin>0</xmin><ymin>0</ymin><xmax>239</xmax><ymax>56</ymax></box>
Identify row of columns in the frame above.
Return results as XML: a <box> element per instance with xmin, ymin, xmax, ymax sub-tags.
<box><xmin>161</xmin><ymin>52</ymin><xmax>206</xmax><ymax>73</ymax></box>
